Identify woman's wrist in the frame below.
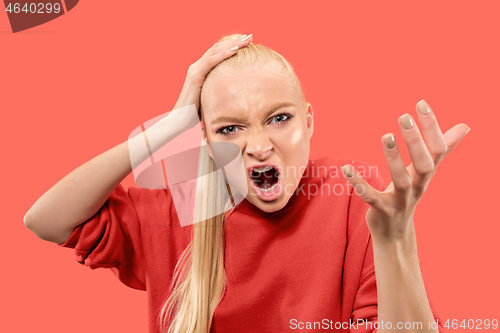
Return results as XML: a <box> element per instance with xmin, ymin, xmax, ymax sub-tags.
<box><xmin>146</xmin><ymin>105</ymin><xmax>200</xmax><ymax>152</ymax></box>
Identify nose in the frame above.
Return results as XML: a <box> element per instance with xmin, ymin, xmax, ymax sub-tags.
<box><xmin>245</xmin><ymin>133</ymin><xmax>273</xmax><ymax>160</ymax></box>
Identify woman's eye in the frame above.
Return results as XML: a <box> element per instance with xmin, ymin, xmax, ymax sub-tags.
<box><xmin>218</xmin><ymin>125</ymin><xmax>240</xmax><ymax>135</ymax></box>
<box><xmin>269</xmin><ymin>113</ymin><xmax>291</xmax><ymax>124</ymax></box>
<box><xmin>217</xmin><ymin>113</ymin><xmax>292</xmax><ymax>135</ymax></box>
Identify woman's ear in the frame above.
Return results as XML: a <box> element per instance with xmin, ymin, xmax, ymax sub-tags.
<box><xmin>306</xmin><ymin>103</ymin><xmax>314</xmax><ymax>139</ymax></box>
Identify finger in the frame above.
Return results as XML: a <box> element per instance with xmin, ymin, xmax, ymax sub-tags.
<box><xmin>200</xmin><ymin>35</ymin><xmax>253</xmax><ymax>72</ymax></box>
<box><xmin>415</xmin><ymin>100</ymin><xmax>447</xmax><ymax>166</ymax></box>
<box><xmin>381</xmin><ymin>133</ymin><xmax>411</xmax><ymax>208</ymax></box>
<box><xmin>342</xmin><ymin>164</ymin><xmax>384</xmax><ymax>210</ymax></box>
<box><xmin>205</xmin><ymin>34</ymin><xmax>253</xmax><ymax>57</ymax></box>
<box><xmin>398</xmin><ymin>113</ymin><xmax>435</xmax><ymax>184</ymax></box>
<box><xmin>443</xmin><ymin>123</ymin><xmax>471</xmax><ymax>158</ymax></box>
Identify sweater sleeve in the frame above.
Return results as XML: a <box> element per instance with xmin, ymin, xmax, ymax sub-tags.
<box><xmin>57</xmin><ymin>183</ymin><xmax>146</xmax><ymax>291</ymax></box>
<box><xmin>350</xmin><ymin>165</ymin><xmax>446</xmax><ymax>333</ymax></box>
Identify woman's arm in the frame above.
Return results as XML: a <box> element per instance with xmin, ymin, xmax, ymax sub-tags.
<box><xmin>24</xmin><ymin>34</ymin><xmax>254</xmax><ymax>246</ymax></box>
<box><xmin>24</xmin><ymin>139</ymin><xmax>133</xmax><ymax>245</ymax></box>
<box><xmin>23</xmin><ymin>113</ymin><xmax>194</xmax><ymax>245</ymax></box>
<box><xmin>372</xmin><ymin>224</ymin><xmax>439</xmax><ymax>332</ymax></box>
<box><xmin>342</xmin><ymin>100</ymin><xmax>470</xmax><ymax>332</ymax></box>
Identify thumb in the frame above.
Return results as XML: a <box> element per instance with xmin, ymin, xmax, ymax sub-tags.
<box><xmin>443</xmin><ymin>123</ymin><xmax>471</xmax><ymax>158</ymax></box>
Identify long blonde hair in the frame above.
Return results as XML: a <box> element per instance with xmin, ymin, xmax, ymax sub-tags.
<box><xmin>158</xmin><ymin>33</ymin><xmax>307</xmax><ymax>333</ymax></box>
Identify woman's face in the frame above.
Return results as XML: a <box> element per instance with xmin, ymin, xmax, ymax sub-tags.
<box><xmin>201</xmin><ymin>66</ymin><xmax>313</xmax><ymax>213</ymax></box>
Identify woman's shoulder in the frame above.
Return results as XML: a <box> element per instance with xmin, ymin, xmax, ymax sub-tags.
<box><xmin>126</xmin><ymin>185</ymin><xmax>172</xmax><ymax>201</ymax></box>
<box><xmin>122</xmin><ymin>185</ymin><xmax>178</xmax><ymax>225</ymax></box>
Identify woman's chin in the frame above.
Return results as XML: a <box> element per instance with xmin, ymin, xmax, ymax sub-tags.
<box><xmin>247</xmin><ymin>191</ymin><xmax>289</xmax><ymax>213</ymax></box>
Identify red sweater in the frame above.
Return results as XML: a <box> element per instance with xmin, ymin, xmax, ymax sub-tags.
<box><xmin>59</xmin><ymin>157</ymin><xmax>445</xmax><ymax>332</ymax></box>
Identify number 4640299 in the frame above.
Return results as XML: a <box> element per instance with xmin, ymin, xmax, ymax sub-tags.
<box><xmin>5</xmin><ymin>3</ymin><xmax>62</xmax><ymax>14</ymax></box>
<box><xmin>443</xmin><ymin>319</ymin><xmax>498</xmax><ymax>330</ymax></box>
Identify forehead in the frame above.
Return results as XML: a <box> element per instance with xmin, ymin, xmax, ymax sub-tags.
<box><xmin>201</xmin><ymin>67</ymin><xmax>299</xmax><ymax>122</ymax></box>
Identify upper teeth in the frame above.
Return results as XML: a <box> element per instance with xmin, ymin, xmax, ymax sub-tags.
<box><xmin>253</xmin><ymin>166</ymin><xmax>273</xmax><ymax>173</ymax></box>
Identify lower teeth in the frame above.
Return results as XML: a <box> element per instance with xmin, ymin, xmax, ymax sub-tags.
<box><xmin>257</xmin><ymin>182</ymin><xmax>278</xmax><ymax>193</ymax></box>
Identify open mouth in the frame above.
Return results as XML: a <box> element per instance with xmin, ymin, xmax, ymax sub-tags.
<box><xmin>246</xmin><ymin>163</ymin><xmax>282</xmax><ymax>201</ymax></box>
<box><xmin>250</xmin><ymin>166</ymin><xmax>280</xmax><ymax>192</ymax></box>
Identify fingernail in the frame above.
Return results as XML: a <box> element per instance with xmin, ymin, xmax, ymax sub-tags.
<box><xmin>466</xmin><ymin>126</ymin><xmax>471</xmax><ymax>134</ymax></box>
<box><xmin>383</xmin><ymin>134</ymin><xmax>396</xmax><ymax>149</ymax></box>
<box><xmin>417</xmin><ymin>99</ymin><xmax>431</xmax><ymax>115</ymax></box>
<box><xmin>342</xmin><ymin>165</ymin><xmax>353</xmax><ymax>178</ymax></box>
<box><xmin>399</xmin><ymin>113</ymin><xmax>414</xmax><ymax>129</ymax></box>
<box><xmin>240</xmin><ymin>33</ymin><xmax>252</xmax><ymax>41</ymax></box>
<box><xmin>229</xmin><ymin>46</ymin><xmax>239</xmax><ymax>51</ymax></box>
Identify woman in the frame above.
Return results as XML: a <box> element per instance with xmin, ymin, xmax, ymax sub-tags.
<box><xmin>24</xmin><ymin>33</ymin><xmax>470</xmax><ymax>333</ymax></box>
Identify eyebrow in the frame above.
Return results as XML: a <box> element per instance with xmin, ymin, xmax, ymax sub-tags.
<box><xmin>210</xmin><ymin>101</ymin><xmax>296</xmax><ymax>126</ymax></box>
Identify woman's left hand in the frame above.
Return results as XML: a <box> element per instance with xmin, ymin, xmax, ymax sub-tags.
<box><xmin>342</xmin><ymin>100</ymin><xmax>470</xmax><ymax>246</ymax></box>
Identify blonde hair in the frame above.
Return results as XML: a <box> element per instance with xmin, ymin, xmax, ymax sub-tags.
<box><xmin>158</xmin><ymin>33</ymin><xmax>307</xmax><ymax>333</ymax></box>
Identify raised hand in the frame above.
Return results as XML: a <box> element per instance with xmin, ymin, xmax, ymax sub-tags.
<box><xmin>342</xmin><ymin>100</ymin><xmax>470</xmax><ymax>245</ymax></box>
<box><xmin>173</xmin><ymin>33</ymin><xmax>253</xmax><ymax>113</ymax></box>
